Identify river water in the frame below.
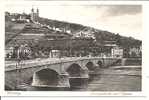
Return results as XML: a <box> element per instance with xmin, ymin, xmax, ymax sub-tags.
<box><xmin>17</xmin><ymin>65</ymin><xmax>141</xmax><ymax>91</ymax></box>
<box><xmin>80</xmin><ymin>66</ymin><xmax>141</xmax><ymax>91</ymax></box>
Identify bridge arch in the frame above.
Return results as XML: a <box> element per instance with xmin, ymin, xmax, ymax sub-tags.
<box><xmin>97</xmin><ymin>60</ymin><xmax>103</xmax><ymax>68</ymax></box>
<box><xmin>66</xmin><ymin>63</ymin><xmax>89</xmax><ymax>88</ymax></box>
<box><xmin>66</xmin><ymin>63</ymin><xmax>83</xmax><ymax>77</ymax></box>
<box><xmin>85</xmin><ymin>61</ymin><xmax>95</xmax><ymax>71</ymax></box>
<box><xmin>32</xmin><ymin>68</ymin><xmax>60</xmax><ymax>87</ymax></box>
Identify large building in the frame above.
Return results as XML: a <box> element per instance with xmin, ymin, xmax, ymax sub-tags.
<box><xmin>111</xmin><ymin>46</ymin><xmax>123</xmax><ymax>58</ymax></box>
<box><xmin>129</xmin><ymin>46</ymin><xmax>142</xmax><ymax>58</ymax></box>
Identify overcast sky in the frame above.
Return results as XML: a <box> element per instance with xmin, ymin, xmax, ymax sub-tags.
<box><xmin>5</xmin><ymin>3</ymin><xmax>142</xmax><ymax>40</ymax></box>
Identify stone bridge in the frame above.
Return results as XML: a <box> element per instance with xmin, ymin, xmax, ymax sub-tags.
<box><xmin>5</xmin><ymin>57</ymin><xmax>120</xmax><ymax>90</ymax></box>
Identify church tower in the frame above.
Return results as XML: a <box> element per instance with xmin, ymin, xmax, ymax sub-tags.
<box><xmin>35</xmin><ymin>8</ymin><xmax>39</xmax><ymax>22</ymax></box>
<box><xmin>37</xmin><ymin>8</ymin><xmax>39</xmax><ymax>17</ymax></box>
<box><xmin>31</xmin><ymin>7</ymin><xmax>35</xmax><ymax>22</ymax></box>
<box><xmin>30</xmin><ymin>7</ymin><xmax>39</xmax><ymax>22</ymax></box>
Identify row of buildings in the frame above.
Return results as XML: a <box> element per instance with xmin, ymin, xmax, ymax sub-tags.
<box><xmin>5</xmin><ymin>39</ymin><xmax>142</xmax><ymax>59</ymax></box>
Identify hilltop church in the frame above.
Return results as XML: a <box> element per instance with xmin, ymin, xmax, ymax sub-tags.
<box><xmin>5</xmin><ymin>7</ymin><xmax>39</xmax><ymax>23</ymax></box>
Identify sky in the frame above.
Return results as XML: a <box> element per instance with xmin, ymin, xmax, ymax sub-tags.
<box><xmin>5</xmin><ymin>2</ymin><xmax>142</xmax><ymax>40</ymax></box>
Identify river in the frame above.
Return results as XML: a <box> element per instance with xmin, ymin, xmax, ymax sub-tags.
<box><xmin>17</xmin><ymin>65</ymin><xmax>141</xmax><ymax>91</ymax></box>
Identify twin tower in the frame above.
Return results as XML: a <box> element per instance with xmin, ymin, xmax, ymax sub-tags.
<box><xmin>31</xmin><ymin>8</ymin><xmax>39</xmax><ymax>22</ymax></box>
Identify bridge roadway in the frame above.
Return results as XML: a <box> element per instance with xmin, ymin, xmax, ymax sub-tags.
<box><xmin>5</xmin><ymin>57</ymin><xmax>120</xmax><ymax>90</ymax></box>
<box><xmin>5</xmin><ymin>57</ymin><xmax>105</xmax><ymax>71</ymax></box>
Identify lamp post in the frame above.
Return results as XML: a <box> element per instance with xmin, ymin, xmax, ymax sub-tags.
<box><xmin>15</xmin><ymin>44</ymin><xmax>22</xmax><ymax>90</ymax></box>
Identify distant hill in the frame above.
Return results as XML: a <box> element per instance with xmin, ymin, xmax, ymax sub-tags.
<box><xmin>5</xmin><ymin>12</ymin><xmax>142</xmax><ymax>49</ymax></box>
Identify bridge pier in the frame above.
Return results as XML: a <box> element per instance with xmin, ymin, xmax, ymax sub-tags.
<box><xmin>68</xmin><ymin>67</ymin><xmax>89</xmax><ymax>89</ymax></box>
<box><xmin>69</xmin><ymin>77</ymin><xmax>89</xmax><ymax>89</ymax></box>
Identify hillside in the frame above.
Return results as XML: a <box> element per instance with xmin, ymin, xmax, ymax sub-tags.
<box><xmin>38</xmin><ymin>17</ymin><xmax>142</xmax><ymax>48</ymax></box>
<box><xmin>5</xmin><ymin>12</ymin><xmax>142</xmax><ymax>49</ymax></box>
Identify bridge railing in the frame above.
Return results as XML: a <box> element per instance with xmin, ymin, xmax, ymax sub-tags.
<box><xmin>5</xmin><ymin>57</ymin><xmax>120</xmax><ymax>71</ymax></box>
